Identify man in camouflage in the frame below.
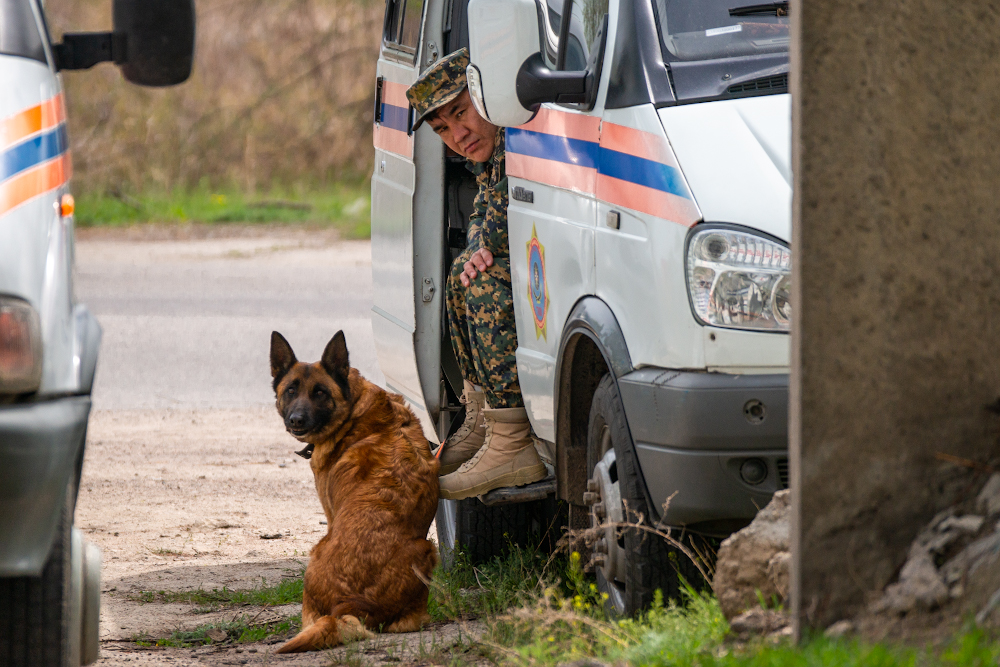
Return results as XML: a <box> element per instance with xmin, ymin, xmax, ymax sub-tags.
<box><xmin>406</xmin><ymin>48</ymin><xmax>546</xmax><ymax>499</ymax></box>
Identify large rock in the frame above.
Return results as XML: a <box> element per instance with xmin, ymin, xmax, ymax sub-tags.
<box><xmin>871</xmin><ymin>507</ymin><xmax>988</xmax><ymax>615</ymax></box>
<box><xmin>977</xmin><ymin>473</ymin><xmax>1000</xmax><ymax>516</ymax></box>
<box><xmin>874</xmin><ymin>545</ymin><xmax>949</xmax><ymax>614</ymax></box>
<box><xmin>713</xmin><ymin>490</ymin><xmax>790</xmax><ymax>620</ymax></box>
<box><xmin>728</xmin><ymin>607</ymin><xmax>790</xmax><ymax>635</ymax></box>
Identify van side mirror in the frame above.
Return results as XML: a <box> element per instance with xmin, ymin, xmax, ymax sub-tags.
<box><xmin>467</xmin><ymin>0</ymin><xmax>606</xmax><ymax>127</ymax></box>
<box><xmin>55</xmin><ymin>0</ymin><xmax>195</xmax><ymax>87</ymax></box>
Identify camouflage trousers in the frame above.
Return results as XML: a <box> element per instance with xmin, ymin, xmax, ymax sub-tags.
<box><xmin>446</xmin><ymin>248</ymin><xmax>523</xmax><ymax>409</ymax></box>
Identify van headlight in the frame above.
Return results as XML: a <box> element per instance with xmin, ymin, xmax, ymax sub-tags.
<box><xmin>686</xmin><ymin>227</ymin><xmax>791</xmax><ymax>332</ymax></box>
<box><xmin>0</xmin><ymin>297</ymin><xmax>43</xmax><ymax>394</ymax></box>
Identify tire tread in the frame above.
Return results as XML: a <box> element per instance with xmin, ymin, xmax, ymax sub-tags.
<box><xmin>590</xmin><ymin>374</ymin><xmax>709</xmax><ymax>614</ymax></box>
<box><xmin>0</xmin><ymin>503</ymin><xmax>70</xmax><ymax>667</ymax></box>
<box><xmin>457</xmin><ymin>498</ymin><xmax>546</xmax><ymax>564</ymax></box>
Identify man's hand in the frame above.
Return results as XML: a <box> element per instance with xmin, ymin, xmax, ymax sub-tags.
<box><xmin>461</xmin><ymin>248</ymin><xmax>494</xmax><ymax>287</ymax></box>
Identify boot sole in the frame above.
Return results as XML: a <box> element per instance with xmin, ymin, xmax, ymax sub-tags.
<box><xmin>439</xmin><ymin>463</ymin><xmax>548</xmax><ymax>500</ymax></box>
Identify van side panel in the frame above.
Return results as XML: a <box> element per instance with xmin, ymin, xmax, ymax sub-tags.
<box><xmin>371</xmin><ymin>0</ymin><xmax>451</xmax><ymax>442</ymax></box>
<box><xmin>371</xmin><ymin>61</ymin><xmax>431</xmax><ymax>432</ymax></box>
<box><xmin>0</xmin><ymin>56</ymin><xmax>83</xmax><ymax>396</ymax></box>
<box><xmin>507</xmin><ymin>107</ymin><xmax>601</xmax><ymax>441</ymax></box>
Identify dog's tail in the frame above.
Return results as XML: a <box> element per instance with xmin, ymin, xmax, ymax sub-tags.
<box><xmin>275</xmin><ymin>612</ymin><xmax>374</xmax><ymax>654</ymax></box>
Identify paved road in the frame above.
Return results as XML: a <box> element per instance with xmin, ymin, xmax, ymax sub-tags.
<box><xmin>76</xmin><ymin>226</ymin><xmax>384</xmax><ymax>411</ymax></box>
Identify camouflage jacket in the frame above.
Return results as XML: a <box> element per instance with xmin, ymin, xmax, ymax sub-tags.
<box><xmin>466</xmin><ymin>128</ymin><xmax>509</xmax><ymax>258</ymax></box>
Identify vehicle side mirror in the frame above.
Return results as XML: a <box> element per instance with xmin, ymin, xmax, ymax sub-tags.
<box><xmin>115</xmin><ymin>0</ymin><xmax>195</xmax><ymax>86</ymax></box>
<box><xmin>467</xmin><ymin>0</ymin><xmax>606</xmax><ymax>127</ymax></box>
<box><xmin>55</xmin><ymin>0</ymin><xmax>194</xmax><ymax>87</ymax></box>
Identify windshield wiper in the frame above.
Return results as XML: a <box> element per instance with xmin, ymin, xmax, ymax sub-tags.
<box><xmin>729</xmin><ymin>1</ymin><xmax>789</xmax><ymax>16</ymax></box>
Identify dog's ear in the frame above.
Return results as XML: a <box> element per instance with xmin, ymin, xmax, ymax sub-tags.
<box><xmin>270</xmin><ymin>332</ymin><xmax>297</xmax><ymax>386</ymax></box>
<box><xmin>321</xmin><ymin>331</ymin><xmax>351</xmax><ymax>399</ymax></box>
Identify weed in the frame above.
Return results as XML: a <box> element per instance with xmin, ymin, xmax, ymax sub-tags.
<box><xmin>151</xmin><ymin>548</ymin><xmax>183</xmax><ymax>556</ymax></box>
<box><xmin>755</xmin><ymin>588</ymin><xmax>784</xmax><ymax>611</ymax></box>
<box><xmin>339</xmin><ymin>642</ymin><xmax>366</xmax><ymax>667</ymax></box>
<box><xmin>427</xmin><ymin>543</ymin><xmax>554</xmax><ymax>622</ymax></box>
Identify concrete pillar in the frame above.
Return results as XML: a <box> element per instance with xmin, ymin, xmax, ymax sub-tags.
<box><xmin>790</xmin><ymin>1</ymin><xmax>1000</xmax><ymax>631</ymax></box>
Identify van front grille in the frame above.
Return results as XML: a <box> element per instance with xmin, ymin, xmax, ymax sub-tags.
<box><xmin>776</xmin><ymin>458</ymin><xmax>789</xmax><ymax>489</ymax></box>
<box><xmin>727</xmin><ymin>73</ymin><xmax>788</xmax><ymax>95</ymax></box>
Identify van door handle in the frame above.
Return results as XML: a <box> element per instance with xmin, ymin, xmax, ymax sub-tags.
<box><xmin>374</xmin><ymin>76</ymin><xmax>384</xmax><ymax>124</ymax></box>
<box><xmin>606</xmin><ymin>210</ymin><xmax>620</xmax><ymax>229</ymax></box>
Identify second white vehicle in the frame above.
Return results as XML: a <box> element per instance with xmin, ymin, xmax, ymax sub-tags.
<box><xmin>371</xmin><ymin>0</ymin><xmax>790</xmax><ymax>615</ymax></box>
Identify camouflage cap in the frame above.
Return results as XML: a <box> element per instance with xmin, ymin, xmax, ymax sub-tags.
<box><xmin>406</xmin><ymin>48</ymin><xmax>470</xmax><ymax>131</ymax></box>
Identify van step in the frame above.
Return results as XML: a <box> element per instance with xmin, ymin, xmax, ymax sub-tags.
<box><xmin>479</xmin><ymin>477</ymin><xmax>556</xmax><ymax>506</ymax></box>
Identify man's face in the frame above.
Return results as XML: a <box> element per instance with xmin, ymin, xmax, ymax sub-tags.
<box><xmin>426</xmin><ymin>89</ymin><xmax>498</xmax><ymax>164</ymax></box>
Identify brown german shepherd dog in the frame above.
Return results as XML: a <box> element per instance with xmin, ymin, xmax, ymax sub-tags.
<box><xmin>269</xmin><ymin>330</ymin><xmax>439</xmax><ymax>653</ymax></box>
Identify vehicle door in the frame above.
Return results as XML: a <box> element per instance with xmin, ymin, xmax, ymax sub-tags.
<box><xmin>371</xmin><ymin>0</ymin><xmax>447</xmax><ymax>439</ymax></box>
<box><xmin>506</xmin><ymin>0</ymin><xmax>610</xmax><ymax>442</ymax></box>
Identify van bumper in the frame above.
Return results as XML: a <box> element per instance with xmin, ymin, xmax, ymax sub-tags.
<box><xmin>0</xmin><ymin>396</ymin><xmax>91</xmax><ymax>576</ymax></box>
<box><xmin>617</xmin><ymin>369</ymin><xmax>788</xmax><ymax>532</ymax></box>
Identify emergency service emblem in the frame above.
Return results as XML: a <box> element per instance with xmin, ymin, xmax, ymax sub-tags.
<box><xmin>526</xmin><ymin>224</ymin><xmax>549</xmax><ymax>340</ymax></box>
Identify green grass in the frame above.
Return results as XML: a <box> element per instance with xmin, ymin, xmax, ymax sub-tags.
<box><xmin>427</xmin><ymin>545</ymin><xmax>1000</xmax><ymax>667</ymax></box>
<box><xmin>125</xmin><ymin>544</ymin><xmax>1000</xmax><ymax>664</ymax></box>
<box><xmin>74</xmin><ymin>184</ymin><xmax>371</xmax><ymax>238</ymax></box>
<box><xmin>428</xmin><ymin>544</ymin><xmax>557</xmax><ymax>622</ymax></box>
<box><xmin>134</xmin><ymin>614</ymin><xmax>301</xmax><ymax>648</ymax></box>
<box><xmin>131</xmin><ymin>575</ymin><xmax>305</xmax><ymax>647</ymax></box>
<box><xmin>131</xmin><ymin>574</ymin><xmax>304</xmax><ymax>611</ymax></box>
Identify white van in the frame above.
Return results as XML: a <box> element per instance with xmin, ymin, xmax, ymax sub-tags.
<box><xmin>371</xmin><ymin>0</ymin><xmax>789</xmax><ymax>614</ymax></box>
<box><xmin>0</xmin><ymin>1</ymin><xmax>192</xmax><ymax>663</ymax></box>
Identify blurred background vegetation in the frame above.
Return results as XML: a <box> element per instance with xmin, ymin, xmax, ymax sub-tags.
<box><xmin>46</xmin><ymin>0</ymin><xmax>381</xmax><ymax>228</ymax></box>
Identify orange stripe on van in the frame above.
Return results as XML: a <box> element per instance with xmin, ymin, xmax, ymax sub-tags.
<box><xmin>0</xmin><ymin>153</ymin><xmax>72</xmax><ymax>218</ymax></box>
<box><xmin>518</xmin><ymin>108</ymin><xmax>601</xmax><ymax>143</ymax></box>
<box><xmin>381</xmin><ymin>81</ymin><xmax>411</xmax><ymax>108</ymax></box>
<box><xmin>507</xmin><ymin>151</ymin><xmax>596</xmax><ymax>195</ymax></box>
<box><xmin>1</xmin><ymin>94</ymin><xmax>66</xmax><ymax>152</ymax></box>
<box><xmin>600</xmin><ymin>122</ymin><xmax>680</xmax><ymax>169</ymax></box>
<box><xmin>596</xmin><ymin>173</ymin><xmax>700</xmax><ymax>227</ymax></box>
<box><xmin>373</xmin><ymin>124</ymin><xmax>414</xmax><ymax>158</ymax></box>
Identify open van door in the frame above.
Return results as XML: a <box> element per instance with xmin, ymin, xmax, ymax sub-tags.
<box><xmin>370</xmin><ymin>0</ymin><xmax>447</xmax><ymax>440</ymax></box>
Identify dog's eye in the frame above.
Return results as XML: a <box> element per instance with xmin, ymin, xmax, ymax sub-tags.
<box><xmin>313</xmin><ymin>387</ymin><xmax>329</xmax><ymax>400</ymax></box>
<box><xmin>285</xmin><ymin>385</ymin><xmax>297</xmax><ymax>397</ymax></box>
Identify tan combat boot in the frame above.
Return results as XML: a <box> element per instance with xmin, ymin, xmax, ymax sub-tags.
<box><xmin>436</xmin><ymin>380</ymin><xmax>487</xmax><ymax>475</ymax></box>
<box><xmin>438</xmin><ymin>407</ymin><xmax>547</xmax><ymax>499</ymax></box>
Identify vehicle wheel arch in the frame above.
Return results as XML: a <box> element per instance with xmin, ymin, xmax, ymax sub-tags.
<box><xmin>553</xmin><ymin>296</ymin><xmax>633</xmax><ymax>506</ymax></box>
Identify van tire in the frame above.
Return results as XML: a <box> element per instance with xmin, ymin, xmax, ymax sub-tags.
<box><xmin>587</xmin><ymin>374</ymin><xmax>708</xmax><ymax>615</ymax></box>
<box><xmin>0</xmin><ymin>492</ymin><xmax>74</xmax><ymax>667</ymax></box>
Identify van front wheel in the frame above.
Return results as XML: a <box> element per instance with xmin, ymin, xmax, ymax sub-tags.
<box><xmin>586</xmin><ymin>374</ymin><xmax>706</xmax><ymax>615</ymax></box>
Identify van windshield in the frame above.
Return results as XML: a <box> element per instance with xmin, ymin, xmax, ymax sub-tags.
<box><xmin>0</xmin><ymin>0</ymin><xmax>47</xmax><ymax>64</ymax></box>
<box><xmin>654</xmin><ymin>0</ymin><xmax>788</xmax><ymax>62</ymax></box>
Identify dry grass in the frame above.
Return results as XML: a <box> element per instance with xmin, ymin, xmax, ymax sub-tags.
<box><xmin>46</xmin><ymin>0</ymin><xmax>382</xmax><ymax>195</ymax></box>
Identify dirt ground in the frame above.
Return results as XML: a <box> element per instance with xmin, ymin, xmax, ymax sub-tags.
<box><xmin>79</xmin><ymin>390</ymin><xmax>482</xmax><ymax>667</ymax></box>
<box><xmin>74</xmin><ymin>227</ymin><xmax>479</xmax><ymax>666</ymax></box>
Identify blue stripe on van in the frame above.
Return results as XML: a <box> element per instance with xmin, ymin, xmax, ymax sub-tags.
<box><xmin>379</xmin><ymin>103</ymin><xmax>410</xmax><ymax>133</ymax></box>
<box><xmin>1</xmin><ymin>125</ymin><xmax>69</xmax><ymax>183</ymax></box>
<box><xmin>506</xmin><ymin>128</ymin><xmax>599</xmax><ymax>169</ymax></box>
<box><xmin>507</xmin><ymin>128</ymin><xmax>691</xmax><ymax>200</ymax></box>
<box><xmin>597</xmin><ymin>148</ymin><xmax>691</xmax><ymax>200</ymax></box>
